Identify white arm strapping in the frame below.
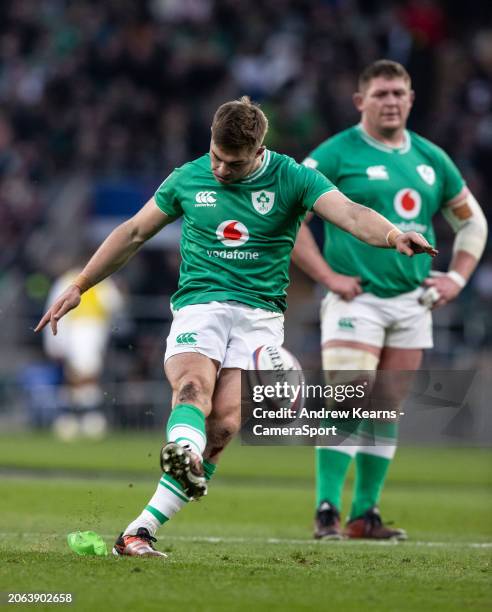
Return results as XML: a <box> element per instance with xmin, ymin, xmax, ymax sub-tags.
<box><xmin>441</xmin><ymin>191</ymin><xmax>488</xmax><ymax>260</ymax></box>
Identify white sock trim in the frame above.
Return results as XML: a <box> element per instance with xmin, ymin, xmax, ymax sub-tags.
<box><xmin>316</xmin><ymin>444</ymin><xmax>357</xmax><ymax>458</ymax></box>
<box><xmin>357</xmin><ymin>444</ymin><xmax>397</xmax><ymax>460</ymax></box>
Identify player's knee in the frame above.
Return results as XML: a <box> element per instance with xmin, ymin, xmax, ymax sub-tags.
<box><xmin>322</xmin><ymin>347</ymin><xmax>406</xmax><ymax>415</ymax></box>
<box><xmin>322</xmin><ymin>347</ymin><xmax>379</xmax><ymax>371</ymax></box>
<box><xmin>322</xmin><ymin>347</ymin><xmax>378</xmax><ymax>396</ymax></box>
<box><xmin>321</xmin><ymin>347</ymin><xmax>379</xmax><ymax>421</ymax></box>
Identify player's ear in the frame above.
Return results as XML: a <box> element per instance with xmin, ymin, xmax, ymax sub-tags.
<box><xmin>255</xmin><ymin>145</ymin><xmax>265</xmax><ymax>158</ymax></box>
<box><xmin>353</xmin><ymin>92</ymin><xmax>364</xmax><ymax>112</ymax></box>
<box><xmin>409</xmin><ymin>89</ymin><xmax>416</xmax><ymax>105</ymax></box>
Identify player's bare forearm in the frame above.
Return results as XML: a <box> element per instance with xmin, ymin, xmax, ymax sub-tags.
<box><xmin>35</xmin><ymin>198</ymin><xmax>172</xmax><ymax>334</ymax></box>
<box><xmin>347</xmin><ymin>201</ymin><xmax>396</xmax><ymax>247</ymax></box>
<box><xmin>313</xmin><ymin>191</ymin><xmax>437</xmax><ymax>256</ymax></box>
<box><xmin>78</xmin><ymin>222</ymin><xmax>146</xmax><ymax>288</ymax></box>
<box><xmin>449</xmin><ymin>250</ymin><xmax>479</xmax><ymax>282</ymax></box>
<box><xmin>314</xmin><ymin>191</ymin><xmax>394</xmax><ymax>246</ymax></box>
<box><xmin>79</xmin><ymin>197</ymin><xmax>172</xmax><ymax>289</ymax></box>
<box><xmin>34</xmin><ymin>222</ymin><xmax>144</xmax><ymax>335</ymax></box>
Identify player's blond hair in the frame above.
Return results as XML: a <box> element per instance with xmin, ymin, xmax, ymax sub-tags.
<box><xmin>358</xmin><ymin>60</ymin><xmax>412</xmax><ymax>91</ymax></box>
<box><xmin>211</xmin><ymin>96</ymin><xmax>268</xmax><ymax>152</ymax></box>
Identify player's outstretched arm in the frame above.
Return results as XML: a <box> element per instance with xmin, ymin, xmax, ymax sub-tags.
<box><xmin>35</xmin><ymin>197</ymin><xmax>173</xmax><ymax>335</ymax></box>
<box><xmin>291</xmin><ymin>221</ymin><xmax>362</xmax><ymax>300</ymax></box>
<box><xmin>313</xmin><ymin>190</ymin><xmax>438</xmax><ymax>257</ymax></box>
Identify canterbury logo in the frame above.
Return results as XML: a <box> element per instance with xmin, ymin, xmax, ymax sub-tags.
<box><xmin>338</xmin><ymin>317</ymin><xmax>355</xmax><ymax>330</ymax></box>
<box><xmin>195</xmin><ymin>191</ymin><xmax>217</xmax><ymax>205</ymax></box>
<box><xmin>176</xmin><ymin>332</ymin><xmax>198</xmax><ymax>345</ymax></box>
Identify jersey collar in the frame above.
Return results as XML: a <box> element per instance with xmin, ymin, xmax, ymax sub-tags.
<box><xmin>356</xmin><ymin>123</ymin><xmax>411</xmax><ymax>154</ymax></box>
<box><xmin>240</xmin><ymin>149</ymin><xmax>271</xmax><ymax>183</ymax></box>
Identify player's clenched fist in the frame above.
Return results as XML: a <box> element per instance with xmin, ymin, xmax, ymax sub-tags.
<box><xmin>34</xmin><ymin>285</ymin><xmax>82</xmax><ymax>335</ymax></box>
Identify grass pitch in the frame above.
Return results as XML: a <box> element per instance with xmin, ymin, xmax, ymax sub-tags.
<box><xmin>0</xmin><ymin>433</ymin><xmax>491</xmax><ymax>611</ymax></box>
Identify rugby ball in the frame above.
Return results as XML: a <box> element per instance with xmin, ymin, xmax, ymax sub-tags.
<box><xmin>250</xmin><ymin>345</ymin><xmax>302</xmax><ymax>372</ymax></box>
<box><xmin>247</xmin><ymin>345</ymin><xmax>304</xmax><ymax>417</ymax></box>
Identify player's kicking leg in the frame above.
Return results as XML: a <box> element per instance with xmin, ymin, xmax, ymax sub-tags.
<box><xmin>114</xmin><ymin>302</ymin><xmax>277</xmax><ymax>557</ymax></box>
<box><xmin>113</xmin><ymin>359</ymin><xmax>242</xmax><ymax>557</ymax></box>
<box><xmin>157</xmin><ymin>355</ymin><xmax>214</xmax><ymax>504</ymax></box>
<box><xmin>113</xmin><ymin>353</ymin><xmax>216</xmax><ymax>557</ymax></box>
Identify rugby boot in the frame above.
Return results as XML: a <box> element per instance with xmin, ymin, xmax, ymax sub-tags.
<box><xmin>160</xmin><ymin>441</ymin><xmax>207</xmax><ymax>500</ymax></box>
<box><xmin>344</xmin><ymin>507</ymin><xmax>407</xmax><ymax>540</ymax></box>
<box><xmin>314</xmin><ymin>500</ymin><xmax>343</xmax><ymax>540</ymax></box>
<box><xmin>112</xmin><ymin>527</ymin><xmax>167</xmax><ymax>557</ymax></box>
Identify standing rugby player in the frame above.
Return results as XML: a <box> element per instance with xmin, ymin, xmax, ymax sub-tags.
<box><xmin>292</xmin><ymin>60</ymin><xmax>487</xmax><ymax>540</ymax></box>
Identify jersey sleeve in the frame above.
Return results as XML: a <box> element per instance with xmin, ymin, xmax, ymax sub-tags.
<box><xmin>289</xmin><ymin>158</ymin><xmax>337</xmax><ymax>211</ymax></box>
<box><xmin>302</xmin><ymin>139</ymin><xmax>340</xmax><ymax>182</ymax></box>
<box><xmin>154</xmin><ymin>169</ymin><xmax>183</xmax><ymax>217</ymax></box>
<box><xmin>436</xmin><ymin>147</ymin><xmax>466</xmax><ymax>205</ymax></box>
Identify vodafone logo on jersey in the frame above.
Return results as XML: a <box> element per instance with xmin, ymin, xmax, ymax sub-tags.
<box><xmin>393</xmin><ymin>188</ymin><xmax>422</xmax><ymax>220</ymax></box>
<box><xmin>216</xmin><ymin>220</ymin><xmax>249</xmax><ymax>247</ymax></box>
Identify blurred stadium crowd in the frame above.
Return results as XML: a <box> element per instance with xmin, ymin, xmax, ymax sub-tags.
<box><xmin>1</xmin><ymin>0</ymin><xmax>491</xmax><ymax>429</ymax></box>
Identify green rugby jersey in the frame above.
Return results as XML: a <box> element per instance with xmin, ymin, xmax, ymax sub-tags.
<box><xmin>303</xmin><ymin>124</ymin><xmax>465</xmax><ymax>297</ymax></box>
<box><xmin>155</xmin><ymin>150</ymin><xmax>335</xmax><ymax>312</ymax></box>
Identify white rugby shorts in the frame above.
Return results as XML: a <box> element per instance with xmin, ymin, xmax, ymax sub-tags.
<box><xmin>164</xmin><ymin>301</ymin><xmax>284</xmax><ymax>369</ymax></box>
<box><xmin>321</xmin><ymin>287</ymin><xmax>433</xmax><ymax>349</ymax></box>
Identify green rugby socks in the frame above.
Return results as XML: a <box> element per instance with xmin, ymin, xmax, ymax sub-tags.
<box><xmin>315</xmin><ymin>447</ymin><xmax>355</xmax><ymax>510</ymax></box>
<box><xmin>350</xmin><ymin>420</ymin><xmax>398</xmax><ymax>519</ymax></box>
<box><xmin>166</xmin><ymin>403</ymin><xmax>207</xmax><ymax>458</ymax></box>
<box><xmin>124</xmin><ymin>405</ymin><xmax>216</xmax><ymax>537</ymax></box>
<box><xmin>124</xmin><ymin>459</ymin><xmax>218</xmax><ymax>537</ymax></box>
<box><xmin>203</xmin><ymin>458</ymin><xmax>217</xmax><ymax>481</ymax></box>
<box><xmin>124</xmin><ymin>474</ymin><xmax>189</xmax><ymax>536</ymax></box>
